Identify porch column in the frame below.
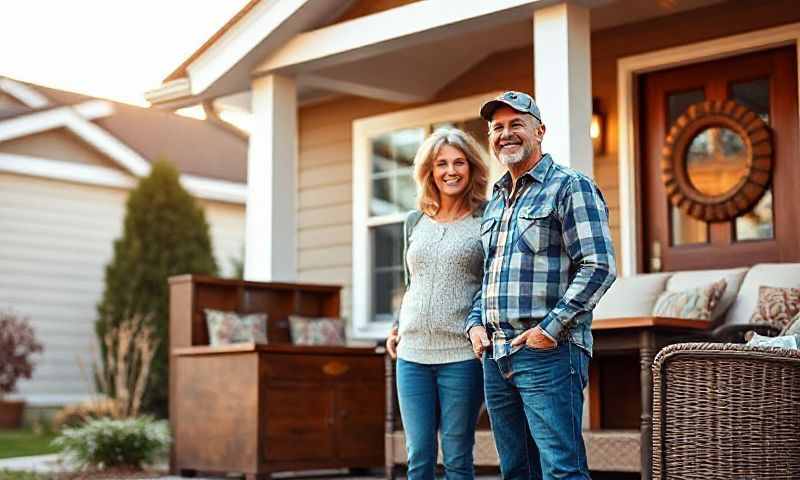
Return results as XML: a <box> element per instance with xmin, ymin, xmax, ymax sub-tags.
<box><xmin>533</xmin><ymin>2</ymin><xmax>593</xmax><ymax>176</ymax></box>
<box><xmin>244</xmin><ymin>74</ymin><xmax>297</xmax><ymax>282</ymax></box>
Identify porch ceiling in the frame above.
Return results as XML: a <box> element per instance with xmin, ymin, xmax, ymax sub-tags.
<box><xmin>149</xmin><ymin>0</ymin><xmax>728</xmax><ymax>110</ymax></box>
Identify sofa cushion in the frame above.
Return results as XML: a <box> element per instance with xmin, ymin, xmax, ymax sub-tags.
<box><xmin>750</xmin><ymin>286</ymin><xmax>800</xmax><ymax>330</ymax></box>
<box><xmin>666</xmin><ymin>267</ymin><xmax>748</xmax><ymax>323</ymax></box>
<box><xmin>652</xmin><ymin>279</ymin><xmax>727</xmax><ymax>321</ymax></box>
<box><xmin>727</xmin><ymin>263</ymin><xmax>800</xmax><ymax>325</ymax></box>
<box><xmin>594</xmin><ymin>272</ymin><xmax>672</xmax><ymax>319</ymax></box>
<box><xmin>205</xmin><ymin>309</ymin><xmax>268</xmax><ymax>346</ymax></box>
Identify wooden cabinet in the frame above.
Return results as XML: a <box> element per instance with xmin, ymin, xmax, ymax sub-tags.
<box><xmin>169</xmin><ymin>275</ymin><xmax>384</xmax><ymax>480</ymax></box>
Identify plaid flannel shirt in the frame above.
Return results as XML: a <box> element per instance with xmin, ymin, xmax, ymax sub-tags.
<box><xmin>465</xmin><ymin>153</ymin><xmax>616</xmax><ymax>357</ymax></box>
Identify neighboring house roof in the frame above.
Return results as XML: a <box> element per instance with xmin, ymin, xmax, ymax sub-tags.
<box><xmin>32</xmin><ymin>83</ymin><xmax>248</xmax><ymax>184</ymax></box>
<box><xmin>0</xmin><ymin>77</ymin><xmax>247</xmax><ymax>203</ymax></box>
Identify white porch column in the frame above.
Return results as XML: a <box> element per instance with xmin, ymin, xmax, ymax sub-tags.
<box><xmin>244</xmin><ymin>74</ymin><xmax>297</xmax><ymax>282</ymax></box>
<box><xmin>533</xmin><ymin>2</ymin><xmax>593</xmax><ymax>176</ymax></box>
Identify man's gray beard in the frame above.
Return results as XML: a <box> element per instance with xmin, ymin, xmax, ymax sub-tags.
<box><xmin>494</xmin><ymin>144</ymin><xmax>532</xmax><ymax>166</ymax></box>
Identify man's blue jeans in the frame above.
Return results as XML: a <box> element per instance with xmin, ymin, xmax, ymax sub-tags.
<box><xmin>483</xmin><ymin>342</ymin><xmax>590</xmax><ymax>480</ymax></box>
<box><xmin>396</xmin><ymin>358</ymin><xmax>484</xmax><ymax>480</ymax></box>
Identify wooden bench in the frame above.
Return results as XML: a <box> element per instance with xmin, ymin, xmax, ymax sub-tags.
<box><xmin>169</xmin><ymin>275</ymin><xmax>385</xmax><ymax>480</ymax></box>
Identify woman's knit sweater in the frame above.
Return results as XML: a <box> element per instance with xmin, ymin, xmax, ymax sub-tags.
<box><xmin>396</xmin><ymin>215</ymin><xmax>483</xmax><ymax>364</ymax></box>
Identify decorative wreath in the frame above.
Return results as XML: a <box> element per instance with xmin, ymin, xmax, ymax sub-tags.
<box><xmin>661</xmin><ymin>99</ymin><xmax>773</xmax><ymax>222</ymax></box>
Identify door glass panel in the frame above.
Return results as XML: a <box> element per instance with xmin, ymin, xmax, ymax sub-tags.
<box><xmin>730</xmin><ymin>78</ymin><xmax>773</xmax><ymax>241</ymax></box>
<box><xmin>667</xmin><ymin>89</ymin><xmax>708</xmax><ymax>245</ymax></box>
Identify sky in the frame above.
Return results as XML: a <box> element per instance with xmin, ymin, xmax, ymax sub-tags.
<box><xmin>0</xmin><ymin>1</ymin><xmax>250</xmax><ymax>106</ymax></box>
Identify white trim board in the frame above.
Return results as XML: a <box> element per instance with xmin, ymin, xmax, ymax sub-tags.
<box><xmin>0</xmin><ymin>77</ymin><xmax>51</xmax><ymax>108</ymax></box>
<box><xmin>0</xmin><ymin>153</ymin><xmax>247</xmax><ymax>204</ymax></box>
<box><xmin>351</xmin><ymin>91</ymin><xmax>501</xmax><ymax>339</ymax></box>
<box><xmin>616</xmin><ymin>22</ymin><xmax>800</xmax><ymax>277</ymax></box>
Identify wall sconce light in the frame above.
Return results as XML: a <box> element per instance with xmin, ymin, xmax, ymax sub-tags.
<box><xmin>591</xmin><ymin>98</ymin><xmax>605</xmax><ymax>156</ymax></box>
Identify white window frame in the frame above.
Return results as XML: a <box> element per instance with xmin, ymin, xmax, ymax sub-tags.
<box><xmin>351</xmin><ymin>91</ymin><xmax>502</xmax><ymax>339</ymax></box>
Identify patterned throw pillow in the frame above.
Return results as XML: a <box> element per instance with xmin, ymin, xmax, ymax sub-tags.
<box><xmin>652</xmin><ymin>279</ymin><xmax>727</xmax><ymax>320</ymax></box>
<box><xmin>752</xmin><ymin>287</ymin><xmax>800</xmax><ymax>330</ymax></box>
<box><xmin>204</xmin><ymin>309</ymin><xmax>268</xmax><ymax>346</ymax></box>
<box><xmin>289</xmin><ymin>315</ymin><xmax>345</xmax><ymax>346</ymax></box>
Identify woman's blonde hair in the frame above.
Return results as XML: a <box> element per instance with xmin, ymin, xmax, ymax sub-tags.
<box><xmin>413</xmin><ymin>128</ymin><xmax>489</xmax><ymax>216</ymax></box>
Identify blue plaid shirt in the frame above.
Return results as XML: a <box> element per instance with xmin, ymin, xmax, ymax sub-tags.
<box><xmin>465</xmin><ymin>153</ymin><xmax>616</xmax><ymax>357</ymax></box>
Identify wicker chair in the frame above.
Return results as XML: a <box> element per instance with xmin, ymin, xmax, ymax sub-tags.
<box><xmin>651</xmin><ymin>343</ymin><xmax>800</xmax><ymax>480</ymax></box>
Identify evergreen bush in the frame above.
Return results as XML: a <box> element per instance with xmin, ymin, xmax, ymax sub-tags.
<box><xmin>96</xmin><ymin>160</ymin><xmax>217</xmax><ymax>417</ymax></box>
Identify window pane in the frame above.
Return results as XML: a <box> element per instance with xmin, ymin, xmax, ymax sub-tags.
<box><xmin>731</xmin><ymin>78</ymin><xmax>773</xmax><ymax>241</ymax></box>
<box><xmin>667</xmin><ymin>89</ymin><xmax>708</xmax><ymax>245</ymax></box>
<box><xmin>373</xmin><ymin>222</ymin><xmax>402</xmax><ymax>268</ymax></box>
<box><xmin>371</xmin><ymin>222</ymin><xmax>404</xmax><ymax>322</ymax></box>
<box><xmin>370</xmin><ymin>128</ymin><xmax>424</xmax><ymax>215</ymax></box>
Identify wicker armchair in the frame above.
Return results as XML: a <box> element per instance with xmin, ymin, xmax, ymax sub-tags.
<box><xmin>651</xmin><ymin>343</ymin><xmax>800</xmax><ymax>480</ymax></box>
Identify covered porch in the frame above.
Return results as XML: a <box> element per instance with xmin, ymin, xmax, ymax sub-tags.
<box><xmin>147</xmin><ymin>0</ymin><xmax>800</xmax><ymax>477</ymax></box>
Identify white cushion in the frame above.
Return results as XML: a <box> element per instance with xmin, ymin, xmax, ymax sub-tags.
<box><xmin>726</xmin><ymin>263</ymin><xmax>800</xmax><ymax>325</ymax></box>
<box><xmin>594</xmin><ymin>272</ymin><xmax>672</xmax><ymax>319</ymax></box>
<box><xmin>666</xmin><ymin>267</ymin><xmax>748</xmax><ymax>323</ymax></box>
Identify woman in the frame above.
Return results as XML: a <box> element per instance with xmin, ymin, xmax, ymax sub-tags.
<box><xmin>386</xmin><ymin>128</ymin><xmax>489</xmax><ymax>480</ymax></box>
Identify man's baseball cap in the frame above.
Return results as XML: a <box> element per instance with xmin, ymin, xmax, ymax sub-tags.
<box><xmin>479</xmin><ymin>91</ymin><xmax>542</xmax><ymax>123</ymax></box>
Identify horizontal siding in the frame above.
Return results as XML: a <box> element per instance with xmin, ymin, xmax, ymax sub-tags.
<box><xmin>199</xmin><ymin>200</ymin><xmax>246</xmax><ymax>278</ymax></box>
<box><xmin>0</xmin><ymin>174</ymin><xmax>125</xmax><ymax>403</ymax></box>
<box><xmin>0</xmin><ymin>173</ymin><xmax>244</xmax><ymax>405</ymax></box>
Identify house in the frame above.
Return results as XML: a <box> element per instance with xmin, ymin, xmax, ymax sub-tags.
<box><xmin>146</xmin><ymin>0</ymin><xmax>800</xmax><ymax>341</ymax></box>
<box><xmin>0</xmin><ymin>77</ymin><xmax>248</xmax><ymax>408</ymax></box>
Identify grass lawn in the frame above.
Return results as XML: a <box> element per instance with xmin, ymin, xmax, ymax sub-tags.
<box><xmin>0</xmin><ymin>429</ymin><xmax>59</xmax><ymax>459</ymax></box>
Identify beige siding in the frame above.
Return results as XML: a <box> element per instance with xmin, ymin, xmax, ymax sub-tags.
<box><xmin>0</xmin><ymin>173</ymin><xmax>244</xmax><ymax>406</ymax></box>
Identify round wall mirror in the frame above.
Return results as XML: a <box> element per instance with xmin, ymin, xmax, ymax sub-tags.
<box><xmin>661</xmin><ymin>100</ymin><xmax>773</xmax><ymax>222</ymax></box>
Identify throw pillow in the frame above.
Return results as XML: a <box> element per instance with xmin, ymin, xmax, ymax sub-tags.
<box><xmin>204</xmin><ymin>309</ymin><xmax>268</xmax><ymax>346</ymax></box>
<box><xmin>652</xmin><ymin>279</ymin><xmax>727</xmax><ymax>320</ymax></box>
<box><xmin>289</xmin><ymin>315</ymin><xmax>345</xmax><ymax>346</ymax></box>
<box><xmin>750</xmin><ymin>286</ymin><xmax>800</xmax><ymax>331</ymax></box>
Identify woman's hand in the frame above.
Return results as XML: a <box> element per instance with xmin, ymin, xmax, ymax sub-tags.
<box><xmin>386</xmin><ymin>327</ymin><xmax>401</xmax><ymax>359</ymax></box>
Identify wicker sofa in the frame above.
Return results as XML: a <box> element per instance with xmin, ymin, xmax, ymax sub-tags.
<box><xmin>651</xmin><ymin>343</ymin><xmax>800</xmax><ymax>479</ymax></box>
<box><xmin>384</xmin><ymin>263</ymin><xmax>800</xmax><ymax>477</ymax></box>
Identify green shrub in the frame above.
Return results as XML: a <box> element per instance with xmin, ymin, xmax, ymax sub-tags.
<box><xmin>96</xmin><ymin>160</ymin><xmax>217</xmax><ymax>416</ymax></box>
<box><xmin>52</xmin><ymin>416</ymin><xmax>170</xmax><ymax>469</ymax></box>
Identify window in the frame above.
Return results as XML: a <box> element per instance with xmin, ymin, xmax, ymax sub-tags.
<box><xmin>351</xmin><ymin>92</ymin><xmax>503</xmax><ymax>338</ymax></box>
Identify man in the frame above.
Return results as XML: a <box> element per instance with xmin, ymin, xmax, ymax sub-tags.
<box><xmin>466</xmin><ymin>91</ymin><xmax>616</xmax><ymax>479</ymax></box>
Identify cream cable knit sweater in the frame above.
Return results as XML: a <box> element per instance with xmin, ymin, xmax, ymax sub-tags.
<box><xmin>396</xmin><ymin>215</ymin><xmax>483</xmax><ymax>364</ymax></box>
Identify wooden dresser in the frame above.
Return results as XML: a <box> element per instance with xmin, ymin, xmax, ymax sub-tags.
<box><xmin>169</xmin><ymin>275</ymin><xmax>385</xmax><ymax>480</ymax></box>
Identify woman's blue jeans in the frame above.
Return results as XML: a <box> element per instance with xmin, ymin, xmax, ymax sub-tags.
<box><xmin>396</xmin><ymin>358</ymin><xmax>484</xmax><ymax>480</ymax></box>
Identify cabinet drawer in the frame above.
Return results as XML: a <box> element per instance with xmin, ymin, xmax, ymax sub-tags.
<box><xmin>260</xmin><ymin>353</ymin><xmax>382</xmax><ymax>382</ymax></box>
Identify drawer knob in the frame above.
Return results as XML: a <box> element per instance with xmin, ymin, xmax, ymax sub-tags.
<box><xmin>322</xmin><ymin>361</ymin><xmax>350</xmax><ymax>376</ymax></box>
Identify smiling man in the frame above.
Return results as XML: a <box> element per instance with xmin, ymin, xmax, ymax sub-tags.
<box><xmin>466</xmin><ymin>91</ymin><xmax>616</xmax><ymax>479</ymax></box>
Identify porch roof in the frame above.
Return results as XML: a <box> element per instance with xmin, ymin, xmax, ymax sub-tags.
<box><xmin>146</xmin><ymin>0</ymin><xmax>727</xmax><ymax>110</ymax></box>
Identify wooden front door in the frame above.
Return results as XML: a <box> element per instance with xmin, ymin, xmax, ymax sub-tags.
<box><xmin>640</xmin><ymin>47</ymin><xmax>799</xmax><ymax>272</ymax></box>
